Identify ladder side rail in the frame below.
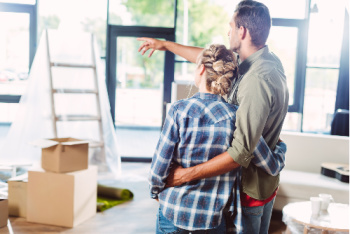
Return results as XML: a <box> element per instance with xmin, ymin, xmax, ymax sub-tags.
<box><xmin>91</xmin><ymin>34</ymin><xmax>106</xmax><ymax>153</ymax></box>
<box><xmin>46</xmin><ymin>30</ymin><xmax>58</xmax><ymax>138</ymax></box>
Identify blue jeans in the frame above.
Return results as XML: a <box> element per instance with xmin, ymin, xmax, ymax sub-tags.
<box><xmin>156</xmin><ymin>208</ymin><xmax>226</xmax><ymax>234</ymax></box>
<box><xmin>241</xmin><ymin>197</ymin><xmax>275</xmax><ymax>234</ymax></box>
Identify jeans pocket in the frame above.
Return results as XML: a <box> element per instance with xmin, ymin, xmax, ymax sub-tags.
<box><xmin>242</xmin><ymin>205</ymin><xmax>264</xmax><ymax>216</ymax></box>
<box><xmin>158</xmin><ymin>209</ymin><xmax>180</xmax><ymax>234</ymax></box>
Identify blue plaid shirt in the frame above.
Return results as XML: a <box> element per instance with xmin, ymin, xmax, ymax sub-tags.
<box><xmin>149</xmin><ymin>93</ymin><xmax>286</xmax><ymax>232</ymax></box>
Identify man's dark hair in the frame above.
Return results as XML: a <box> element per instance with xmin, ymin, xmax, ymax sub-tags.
<box><xmin>234</xmin><ymin>0</ymin><xmax>271</xmax><ymax>47</ymax></box>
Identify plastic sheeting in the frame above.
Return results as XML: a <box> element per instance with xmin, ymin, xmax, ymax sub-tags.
<box><xmin>0</xmin><ymin>30</ymin><xmax>121</xmax><ymax>177</ymax></box>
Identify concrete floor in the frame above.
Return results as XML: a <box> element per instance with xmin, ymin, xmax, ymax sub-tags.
<box><xmin>1</xmin><ymin>163</ymin><xmax>158</xmax><ymax>234</ymax></box>
<box><xmin>0</xmin><ymin>162</ymin><xmax>286</xmax><ymax>234</ymax></box>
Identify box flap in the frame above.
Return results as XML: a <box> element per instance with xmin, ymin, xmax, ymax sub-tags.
<box><xmin>30</xmin><ymin>139</ymin><xmax>59</xmax><ymax>148</ymax></box>
<box><xmin>61</xmin><ymin>140</ymin><xmax>89</xmax><ymax>146</ymax></box>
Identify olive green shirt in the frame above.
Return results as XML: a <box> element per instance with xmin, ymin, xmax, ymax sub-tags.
<box><xmin>227</xmin><ymin>46</ymin><xmax>289</xmax><ymax>200</ymax></box>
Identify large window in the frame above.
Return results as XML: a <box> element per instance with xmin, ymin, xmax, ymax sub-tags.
<box><xmin>1</xmin><ymin>0</ymin><xmax>109</xmax><ymax>122</ymax></box>
<box><xmin>0</xmin><ymin>1</ymin><xmax>36</xmax><ymax>122</ymax></box>
<box><xmin>264</xmin><ymin>0</ymin><xmax>346</xmax><ymax>133</ymax></box>
<box><xmin>1</xmin><ymin>0</ymin><xmax>347</xmax><ymax>141</ymax></box>
<box><xmin>302</xmin><ymin>0</ymin><xmax>346</xmax><ymax>133</ymax></box>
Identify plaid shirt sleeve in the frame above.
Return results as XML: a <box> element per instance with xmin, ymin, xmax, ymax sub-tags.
<box><xmin>148</xmin><ymin>104</ymin><xmax>179</xmax><ymax>199</ymax></box>
<box><xmin>251</xmin><ymin>137</ymin><xmax>287</xmax><ymax>176</ymax></box>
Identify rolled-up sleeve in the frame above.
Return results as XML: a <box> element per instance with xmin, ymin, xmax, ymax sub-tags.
<box><xmin>251</xmin><ymin>137</ymin><xmax>287</xmax><ymax>176</ymax></box>
<box><xmin>227</xmin><ymin>75</ymin><xmax>273</xmax><ymax>168</ymax></box>
<box><xmin>149</xmin><ymin>104</ymin><xmax>180</xmax><ymax>199</ymax></box>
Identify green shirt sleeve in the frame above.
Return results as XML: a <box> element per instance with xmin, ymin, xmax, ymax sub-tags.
<box><xmin>227</xmin><ymin>74</ymin><xmax>273</xmax><ymax>168</ymax></box>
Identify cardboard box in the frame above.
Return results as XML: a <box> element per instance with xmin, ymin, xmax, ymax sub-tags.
<box><xmin>171</xmin><ymin>81</ymin><xmax>198</xmax><ymax>103</ymax></box>
<box><xmin>34</xmin><ymin>137</ymin><xmax>89</xmax><ymax>173</ymax></box>
<box><xmin>27</xmin><ymin>166</ymin><xmax>97</xmax><ymax>228</ymax></box>
<box><xmin>8</xmin><ymin>174</ymin><xmax>28</xmax><ymax>218</ymax></box>
<box><xmin>0</xmin><ymin>199</ymin><xmax>8</xmax><ymax>228</ymax></box>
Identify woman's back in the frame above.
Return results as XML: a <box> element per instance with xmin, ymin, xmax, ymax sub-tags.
<box><xmin>154</xmin><ymin>93</ymin><xmax>241</xmax><ymax>231</ymax></box>
<box><xmin>174</xmin><ymin>93</ymin><xmax>236</xmax><ymax>168</ymax></box>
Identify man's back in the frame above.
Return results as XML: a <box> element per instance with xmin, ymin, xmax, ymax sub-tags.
<box><xmin>228</xmin><ymin>46</ymin><xmax>289</xmax><ymax>199</ymax></box>
<box><xmin>242</xmin><ymin>47</ymin><xmax>289</xmax><ymax>148</ymax></box>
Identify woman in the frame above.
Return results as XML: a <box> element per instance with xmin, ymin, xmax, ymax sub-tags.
<box><xmin>149</xmin><ymin>44</ymin><xmax>285</xmax><ymax>234</ymax></box>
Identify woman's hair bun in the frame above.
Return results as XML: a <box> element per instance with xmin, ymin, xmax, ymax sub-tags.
<box><xmin>198</xmin><ymin>44</ymin><xmax>238</xmax><ymax>96</ymax></box>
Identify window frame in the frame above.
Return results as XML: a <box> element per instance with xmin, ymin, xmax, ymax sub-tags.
<box><xmin>1</xmin><ymin>0</ymin><xmax>346</xmax><ymax>135</ymax></box>
<box><xmin>272</xmin><ymin>18</ymin><xmax>308</xmax><ymax>114</ymax></box>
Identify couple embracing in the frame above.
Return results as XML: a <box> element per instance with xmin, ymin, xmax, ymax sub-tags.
<box><xmin>139</xmin><ymin>1</ymin><xmax>289</xmax><ymax>233</ymax></box>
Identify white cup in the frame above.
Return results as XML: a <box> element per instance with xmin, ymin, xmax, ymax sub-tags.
<box><xmin>319</xmin><ymin>193</ymin><xmax>334</xmax><ymax>211</ymax></box>
<box><xmin>310</xmin><ymin>197</ymin><xmax>322</xmax><ymax>215</ymax></box>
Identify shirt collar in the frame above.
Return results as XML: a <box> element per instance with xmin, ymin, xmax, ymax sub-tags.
<box><xmin>193</xmin><ymin>92</ymin><xmax>225</xmax><ymax>102</ymax></box>
<box><xmin>238</xmin><ymin>45</ymin><xmax>269</xmax><ymax>75</ymax></box>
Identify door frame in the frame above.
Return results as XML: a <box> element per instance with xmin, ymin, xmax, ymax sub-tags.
<box><xmin>105</xmin><ymin>25</ymin><xmax>175</xmax><ymax>125</ymax></box>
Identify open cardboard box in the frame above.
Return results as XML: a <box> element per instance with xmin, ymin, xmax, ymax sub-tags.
<box><xmin>27</xmin><ymin>166</ymin><xmax>97</xmax><ymax>228</ymax></box>
<box><xmin>32</xmin><ymin>137</ymin><xmax>89</xmax><ymax>173</ymax></box>
<box><xmin>8</xmin><ymin>174</ymin><xmax>28</xmax><ymax>218</ymax></box>
<box><xmin>0</xmin><ymin>199</ymin><xmax>8</xmax><ymax>228</ymax></box>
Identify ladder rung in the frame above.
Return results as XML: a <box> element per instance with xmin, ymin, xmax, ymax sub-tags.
<box><xmin>56</xmin><ymin>115</ymin><xmax>101</xmax><ymax>121</ymax></box>
<box><xmin>50</xmin><ymin>62</ymin><xmax>95</xmax><ymax>69</ymax></box>
<box><xmin>53</xmin><ymin>89</ymin><xmax>98</xmax><ymax>94</ymax></box>
<box><xmin>89</xmin><ymin>141</ymin><xmax>104</xmax><ymax>148</ymax></box>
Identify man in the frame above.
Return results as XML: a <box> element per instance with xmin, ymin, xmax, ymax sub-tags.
<box><xmin>138</xmin><ymin>1</ymin><xmax>289</xmax><ymax>233</ymax></box>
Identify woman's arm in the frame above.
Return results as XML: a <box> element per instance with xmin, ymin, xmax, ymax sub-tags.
<box><xmin>149</xmin><ymin>105</ymin><xmax>180</xmax><ymax>199</ymax></box>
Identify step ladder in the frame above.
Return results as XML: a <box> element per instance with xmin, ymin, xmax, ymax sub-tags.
<box><xmin>45</xmin><ymin>30</ymin><xmax>105</xmax><ymax>157</ymax></box>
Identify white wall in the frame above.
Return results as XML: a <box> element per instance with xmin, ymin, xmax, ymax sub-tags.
<box><xmin>280</xmin><ymin>131</ymin><xmax>349</xmax><ymax>173</ymax></box>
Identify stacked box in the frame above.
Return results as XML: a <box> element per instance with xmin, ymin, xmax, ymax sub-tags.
<box><xmin>33</xmin><ymin>137</ymin><xmax>89</xmax><ymax>173</ymax></box>
<box><xmin>8</xmin><ymin>174</ymin><xmax>28</xmax><ymax>218</ymax></box>
<box><xmin>27</xmin><ymin>166</ymin><xmax>97</xmax><ymax>227</ymax></box>
<box><xmin>0</xmin><ymin>199</ymin><xmax>8</xmax><ymax>228</ymax></box>
<box><xmin>22</xmin><ymin>137</ymin><xmax>97</xmax><ymax>227</ymax></box>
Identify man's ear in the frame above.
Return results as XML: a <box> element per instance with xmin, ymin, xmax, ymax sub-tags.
<box><xmin>239</xmin><ymin>26</ymin><xmax>247</xmax><ymax>40</ymax></box>
<box><xmin>199</xmin><ymin>64</ymin><xmax>206</xmax><ymax>76</ymax></box>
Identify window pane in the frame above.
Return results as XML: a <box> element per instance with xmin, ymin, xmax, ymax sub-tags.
<box><xmin>38</xmin><ymin>0</ymin><xmax>107</xmax><ymax>56</ymax></box>
<box><xmin>259</xmin><ymin>0</ymin><xmax>306</xmax><ymax>19</ymax></box>
<box><xmin>0</xmin><ymin>12</ymin><xmax>30</xmax><ymax>95</ymax></box>
<box><xmin>0</xmin><ymin>0</ymin><xmax>35</xmax><ymax>4</ymax></box>
<box><xmin>307</xmin><ymin>0</ymin><xmax>345</xmax><ymax>67</ymax></box>
<box><xmin>108</xmin><ymin>0</ymin><xmax>175</xmax><ymax>28</ymax></box>
<box><xmin>115</xmin><ymin>37</ymin><xmax>164</xmax><ymax>157</ymax></box>
<box><xmin>267</xmin><ymin>26</ymin><xmax>298</xmax><ymax>105</ymax></box>
<box><xmin>303</xmin><ymin>68</ymin><xmax>339</xmax><ymax>133</ymax></box>
<box><xmin>174</xmin><ymin>62</ymin><xmax>197</xmax><ymax>82</ymax></box>
<box><xmin>176</xmin><ymin>0</ymin><xmax>234</xmax><ymax>50</ymax></box>
<box><xmin>282</xmin><ymin>112</ymin><xmax>302</xmax><ymax>131</ymax></box>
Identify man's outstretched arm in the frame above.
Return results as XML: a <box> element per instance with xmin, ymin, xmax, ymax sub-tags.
<box><xmin>138</xmin><ymin>37</ymin><xmax>203</xmax><ymax>63</ymax></box>
<box><xmin>166</xmin><ymin>152</ymin><xmax>240</xmax><ymax>186</ymax></box>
